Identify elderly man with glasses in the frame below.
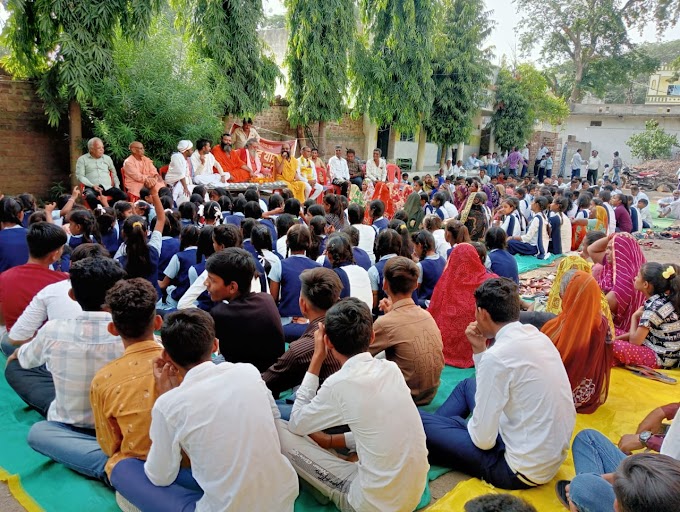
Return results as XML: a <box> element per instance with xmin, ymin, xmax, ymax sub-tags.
<box><xmin>122</xmin><ymin>141</ymin><xmax>165</xmax><ymax>200</ymax></box>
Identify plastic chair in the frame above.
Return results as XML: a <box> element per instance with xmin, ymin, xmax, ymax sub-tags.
<box><xmin>386</xmin><ymin>164</ymin><xmax>399</xmax><ymax>184</ymax></box>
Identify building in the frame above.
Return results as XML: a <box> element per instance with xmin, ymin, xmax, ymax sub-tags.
<box><xmin>646</xmin><ymin>66</ymin><xmax>680</xmax><ymax>105</ymax></box>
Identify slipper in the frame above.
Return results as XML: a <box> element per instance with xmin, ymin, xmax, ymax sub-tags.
<box><xmin>625</xmin><ymin>365</ymin><xmax>677</xmax><ymax>385</ymax></box>
<box><xmin>555</xmin><ymin>480</ymin><xmax>571</xmax><ymax>510</ymax></box>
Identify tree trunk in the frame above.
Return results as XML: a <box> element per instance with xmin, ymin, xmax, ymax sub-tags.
<box><xmin>296</xmin><ymin>125</ymin><xmax>305</xmax><ymax>157</ymax></box>
<box><xmin>440</xmin><ymin>144</ymin><xmax>448</xmax><ymax>167</ymax></box>
<box><xmin>68</xmin><ymin>100</ymin><xmax>82</xmax><ymax>188</ymax></box>
<box><xmin>570</xmin><ymin>58</ymin><xmax>584</xmax><ymax>103</ymax></box>
<box><xmin>416</xmin><ymin>125</ymin><xmax>427</xmax><ymax>172</ymax></box>
<box><xmin>318</xmin><ymin>121</ymin><xmax>328</xmax><ymax>158</ymax></box>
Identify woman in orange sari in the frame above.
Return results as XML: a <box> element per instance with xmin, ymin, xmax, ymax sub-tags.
<box><xmin>429</xmin><ymin>243</ymin><xmax>497</xmax><ymax>367</ymax></box>
<box><xmin>541</xmin><ymin>270</ymin><xmax>613</xmax><ymax>413</ymax></box>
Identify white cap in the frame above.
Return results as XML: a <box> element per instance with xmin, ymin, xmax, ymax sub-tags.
<box><xmin>177</xmin><ymin>140</ymin><xmax>193</xmax><ymax>152</ymax></box>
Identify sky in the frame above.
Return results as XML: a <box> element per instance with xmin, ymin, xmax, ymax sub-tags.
<box><xmin>263</xmin><ymin>0</ymin><xmax>680</xmax><ymax>66</ymax></box>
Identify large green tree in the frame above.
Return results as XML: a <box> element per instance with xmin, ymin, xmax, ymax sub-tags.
<box><xmin>515</xmin><ymin>0</ymin><xmax>680</xmax><ymax>103</ymax></box>
<box><xmin>423</xmin><ymin>0</ymin><xmax>493</xmax><ymax>152</ymax></box>
<box><xmin>173</xmin><ymin>0</ymin><xmax>281</xmax><ymax>120</ymax></box>
<box><xmin>352</xmin><ymin>0</ymin><xmax>436</xmax><ymax>133</ymax></box>
<box><xmin>1</xmin><ymin>0</ymin><xmax>159</xmax><ymax>181</ymax></box>
<box><xmin>285</xmin><ymin>0</ymin><xmax>355</xmax><ymax>155</ymax></box>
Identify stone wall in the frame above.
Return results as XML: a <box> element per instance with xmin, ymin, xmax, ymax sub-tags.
<box><xmin>0</xmin><ymin>71</ymin><xmax>70</xmax><ymax>198</ymax></box>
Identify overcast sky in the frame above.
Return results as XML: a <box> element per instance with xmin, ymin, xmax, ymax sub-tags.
<box><xmin>264</xmin><ymin>0</ymin><xmax>680</xmax><ymax>66</ymax></box>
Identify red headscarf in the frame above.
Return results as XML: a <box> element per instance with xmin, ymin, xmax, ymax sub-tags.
<box><xmin>428</xmin><ymin>243</ymin><xmax>497</xmax><ymax>367</ymax></box>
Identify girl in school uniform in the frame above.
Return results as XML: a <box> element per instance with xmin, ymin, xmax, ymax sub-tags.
<box><xmin>370</xmin><ymin>199</ymin><xmax>389</xmax><ymax>233</ymax></box>
<box><xmin>444</xmin><ymin>219</ymin><xmax>471</xmax><ymax>258</ymax></box>
<box><xmin>308</xmin><ymin>215</ymin><xmax>328</xmax><ymax>260</ymax></box>
<box><xmin>159</xmin><ymin>225</ymin><xmax>200</xmax><ymax>309</ymax></box>
<box><xmin>548</xmin><ymin>197</ymin><xmax>572</xmax><ymax>256</ymax></box>
<box><xmin>179</xmin><ymin>201</ymin><xmax>198</xmax><ymax>227</ymax></box>
<box><xmin>423</xmin><ymin>215</ymin><xmax>451</xmax><ymax>260</ymax></box>
<box><xmin>627</xmin><ymin>195</ymin><xmax>642</xmax><ymax>233</ymax></box>
<box><xmin>507</xmin><ymin>196</ymin><xmax>551</xmax><ymax>259</ymax></box>
<box><xmin>496</xmin><ymin>197</ymin><xmax>525</xmax><ymax>238</ymax></box>
<box><xmin>115</xmin><ymin>184</ymin><xmax>166</xmax><ymax>299</ymax></box>
<box><xmin>67</xmin><ymin>209</ymin><xmax>101</xmax><ymax>250</ymax></box>
<box><xmin>323</xmin><ymin>232</ymin><xmax>373</xmax><ymax>309</ymax></box>
<box><xmin>485</xmin><ymin>227</ymin><xmax>519</xmax><ymax>284</ymax></box>
<box><xmin>571</xmin><ymin>193</ymin><xmax>592</xmax><ymax>251</ymax></box>
<box><xmin>159</xmin><ymin>213</ymin><xmax>181</xmax><ymax>276</ymax></box>
<box><xmin>0</xmin><ymin>197</ymin><xmax>29</xmax><ymax>272</ymax></box>
<box><xmin>368</xmin><ymin>228</ymin><xmax>403</xmax><ymax>316</ymax></box>
<box><xmin>94</xmin><ymin>206</ymin><xmax>120</xmax><ymax>256</ymax></box>
<box><xmin>202</xmin><ymin>201</ymin><xmax>223</xmax><ymax>227</ymax></box>
<box><xmin>251</xmin><ymin>223</ymin><xmax>282</xmax><ymax>276</ymax></box>
<box><xmin>114</xmin><ymin>201</ymin><xmax>134</xmax><ymax>243</ymax></box>
<box><xmin>268</xmin><ymin>224</ymin><xmax>321</xmax><ymax>343</ymax></box>
<box><xmin>431</xmin><ymin>192</ymin><xmax>450</xmax><ymax>220</ymax></box>
<box><xmin>348</xmin><ymin>203</ymin><xmax>376</xmax><ymax>264</ymax></box>
<box><xmin>413</xmin><ymin>230</ymin><xmax>446</xmax><ymax>308</ymax></box>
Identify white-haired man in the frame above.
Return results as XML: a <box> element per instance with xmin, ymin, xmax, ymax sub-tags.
<box><xmin>165</xmin><ymin>140</ymin><xmax>195</xmax><ymax>205</ymax></box>
<box><xmin>75</xmin><ymin>137</ymin><xmax>128</xmax><ymax>208</ymax></box>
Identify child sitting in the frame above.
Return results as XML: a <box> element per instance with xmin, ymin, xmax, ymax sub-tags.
<box><xmin>496</xmin><ymin>197</ymin><xmax>525</xmax><ymax>238</ymax></box>
<box><xmin>159</xmin><ymin>225</ymin><xmax>200</xmax><ymax>309</ymax></box>
<box><xmin>370</xmin><ymin>199</ymin><xmax>389</xmax><ymax>233</ymax></box>
<box><xmin>68</xmin><ymin>209</ymin><xmax>100</xmax><ymax>249</ymax></box>
<box><xmin>94</xmin><ymin>206</ymin><xmax>120</xmax><ymax>256</ymax></box>
<box><xmin>368</xmin><ymin>229</ymin><xmax>402</xmax><ymax>315</ymax></box>
<box><xmin>422</xmin><ymin>215</ymin><xmax>450</xmax><ymax>260</ymax></box>
<box><xmin>638</xmin><ymin>198</ymin><xmax>653</xmax><ymax>228</ymax></box>
<box><xmin>485</xmin><ymin>227</ymin><xmax>519</xmax><ymax>284</ymax></box>
<box><xmin>444</xmin><ymin>219</ymin><xmax>471</xmax><ymax>258</ymax></box>
<box><xmin>412</xmin><ymin>230</ymin><xmax>446</xmax><ymax>308</ymax></box>
<box><xmin>507</xmin><ymin>196</ymin><xmax>550</xmax><ymax>259</ymax></box>
<box><xmin>548</xmin><ymin>197</ymin><xmax>572</xmax><ymax>255</ymax></box>
<box><xmin>614</xmin><ymin>263</ymin><xmax>680</xmax><ymax>369</ymax></box>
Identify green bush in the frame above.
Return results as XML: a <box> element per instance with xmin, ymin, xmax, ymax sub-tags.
<box><xmin>627</xmin><ymin>120</ymin><xmax>679</xmax><ymax>160</ymax></box>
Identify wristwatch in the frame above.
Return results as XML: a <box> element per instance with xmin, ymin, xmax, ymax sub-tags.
<box><xmin>639</xmin><ymin>430</ymin><xmax>653</xmax><ymax>448</ymax></box>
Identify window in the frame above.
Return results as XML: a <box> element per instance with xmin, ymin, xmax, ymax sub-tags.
<box><xmin>400</xmin><ymin>132</ymin><xmax>415</xmax><ymax>142</ymax></box>
<box><xmin>589</xmin><ymin>120</ymin><xmax>602</xmax><ymax>127</ymax></box>
<box><xmin>668</xmin><ymin>85</ymin><xmax>680</xmax><ymax>96</ymax></box>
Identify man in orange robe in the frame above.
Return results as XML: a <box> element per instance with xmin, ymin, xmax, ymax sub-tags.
<box><xmin>211</xmin><ymin>133</ymin><xmax>252</xmax><ymax>183</ymax></box>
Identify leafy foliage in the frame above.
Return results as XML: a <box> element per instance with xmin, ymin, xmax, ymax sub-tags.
<box><xmin>284</xmin><ymin>0</ymin><xmax>355</xmax><ymax>127</ymax></box>
<box><xmin>352</xmin><ymin>0</ymin><xmax>436</xmax><ymax>132</ymax></box>
<box><xmin>1</xmin><ymin>0</ymin><xmax>160</xmax><ymax>126</ymax></box>
<box><xmin>423</xmin><ymin>0</ymin><xmax>493</xmax><ymax>146</ymax></box>
<box><xmin>627</xmin><ymin>119</ymin><xmax>679</xmax><ymax>160</ymax></box>
<box><xmin>90</xmin><ymin>18</ymin><xmax>225</xmax><ymax>167</ymax></box>
<box><xmin>172</xmin><ymin>0</ymin><xmax>281</xmax><ymax>117</ymax></box>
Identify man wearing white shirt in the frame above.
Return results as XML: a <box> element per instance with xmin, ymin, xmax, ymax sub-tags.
<box><xmin>165</xmin><ymin>140</ymin><xmax>195</xmax><ymax>205</ymax></box>
<box><xmin>441</xmin><ymin>159</ymin><xmax>455</xmax><ymax>175</ymax></box>
<box><xmin>630</xmin><ymin>185</ymin><xmax>649</xmax><ymax>206</ymax></box>
<box><xmin>420</xmin><ymin>278</ymin><xmax>575</xmax><ymax>489</ymax></box>
<box><xmin>571</xmin><ymin>148</ymin><xmax>584</xmax><ymax>179</ymax></box>
<box><xmin>278</xmin><ymin>298</ymin><xmax>429</xmax><ymax>512</ymax></box>
<box><xmin>520</xmin><ymin>144</ymin><xmax>530</xmax><ymax>177</ymax></box>
<box><xmin>600</xmin><ymin>190</ymin><xmax>617</xmax><ymax>234</ymax></box>
<box><xmin>465</xmin><ymin>153</ymin><xmax>482</xmax><ymax>170</ymax></box>
<box><xmin>452</xmin><ymin>160</ymin><xmax>466</xmax><ymax>177</ymax></box>
<box><xmin>587</xmin><ymin>150</ymin><xmax>602</xmax><ymax>185</ymax></box>
<box><xmin>534</xmin><ymin>144</ymin><xmax>548</xmax><ymax>176</ymax></box>
<box><xmin>365</xmin><ymin>148</ymin><xmax>387</xmax><ymax>183</ymax></box>
<box><xmin>190</xmin><ymin>139</ymin><xmax>229</xmax><ymax>186</ymax></box>
<box><xmin>327</xmin><ymin>145</ymin><xmax>350</xmax><ymax>196</ymax></box>
<box><xmin>112</xmin><ymin>309</ymin><xmax>299</xmax><ymax>512</ymax></box>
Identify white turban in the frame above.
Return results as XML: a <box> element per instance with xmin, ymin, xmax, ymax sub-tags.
<box><xmin>177</xmin><ymin>140</ymin><xmax>193</xmax><ymax>152</ymax></box>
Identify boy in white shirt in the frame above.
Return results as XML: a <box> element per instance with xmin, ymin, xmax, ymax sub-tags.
<box><xmin>637</xmin><ymin>198</ymin><xmax>653</xmax><ymax>228</ymax></box>
<box><xmin>278</xmin><ymin>298</ymin><xmax>429</xmax><ymax>512</ymax></box>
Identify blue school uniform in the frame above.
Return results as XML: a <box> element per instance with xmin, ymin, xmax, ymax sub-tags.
<box><xmin>0</xmin><ymin>226</ymin><xmax>29</xmax><ymax>273</ymax></box>
<box><xmin>117</xmin><ymin>240</ymin><xmax>162</xmax><ymax>298</ymax></box>
<box><xmin>159</xmin><ymin>236</ymin><xmax>180</xmax><ymax>277</ymax></box>
<box><xmin>372</xmin><ymin>217</ymin><xmax>389</xmax><ymax>234</ymax></box>
<box><xmin>243</xmin><ymin>239</ymin><xmax>258</xmax><ymax>262</ymax></box>
<box><xmin>190</xmin><ymin>260</ymin><xmax>215</xmax><ymax>312</ymax></box>
<box><xmin>223</xmin><ymin>213</ymin><xmax>244</xmax><ymax>227</ymax></box>
<box><xmin>630</xmin><ymin>207</ymin><xmax>640</xmax><ymax>233</ymax></box>
<box><xmin>423</xmin><ymin>204</ymin><xmax>434</xmax><ymax>216</ymax></box>
<box><xmin>101</xmin><ymin>229</ymin><xmax>121</xmax><ymax>256</ymax></box>
<box><xmin>259</xmin><ymin>218</ymin><xmax>278</xmax><ymax>243</ymax></box>
<box><xmin>352</xmin><ymin>247</ymin><xmax>372</xmax><ymax>270</ymax></box>
<box><xmin>507</xmin><ymin>214</ymin><xmax>548</xmax><ymax>259</ymax></box>
<box><xmin>489</xmin><ymin>249</ymin><xmax>519</xmax><ymax>284</ymax></box>
<box><xmin>435</xmin><ymin>207</ymin><xmax>447</xmax><ymax>220</ymax></box>
<box><xmin>166</xmin><ymin>247</ymin><xmax>198</xmax><ymax>302</ymax></box>
<box><xmin>547</xmin><ymin>215</ymin><xmax>563</xmax><ymax>255</ymax></box>
<box><xmin>21</xmin><ymin>211</ymin><xmax>34</xmax><ymax>228</ymax></box>
<box><xmin>417</xmin><ymin>256</ymin><xmax>447</xmax><ymax>306</ymax></box>
<box><xmin>67</xmin><ymin>234</ymin><xmax>86</xmax><ymax>250</ymax></box>
<box><xmin>277</xmin><ymin>256</ymin><xmax>321</xmax><ymax>317</ymax></box>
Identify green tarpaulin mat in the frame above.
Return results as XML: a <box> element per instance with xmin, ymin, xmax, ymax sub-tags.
<box><xmin>649</xmin><ymin>201</ymin><xmax>677</xmax><ymax>230</ymax></box>
<box><xmin>0</xmin><ymin>351</ymin><xmax>473</xmax><ymax>512</ymax></box>
<box><xmin>515</xmin><ymin>253</ymin><xmax>560</xmax><ymax>274</ymax></box>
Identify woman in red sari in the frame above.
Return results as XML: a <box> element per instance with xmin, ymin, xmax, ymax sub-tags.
<box><xmin>541</xmin><ymin>270</ymin><xmax>613</xmax><ymax>413</ymax></box>
<box><xmin>428</xmin><ymin>243</ymin><xmax>497</xmax><ymax>367</ymax></box>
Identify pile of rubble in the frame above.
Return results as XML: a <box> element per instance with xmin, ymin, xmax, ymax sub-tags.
<box><xmin>630</xmin><ymin>160</ymin><xmax>679</xmax><ymax>191</ymax></box>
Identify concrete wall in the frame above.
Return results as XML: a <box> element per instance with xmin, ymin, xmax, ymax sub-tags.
<box><xmin>0</xmin><ymin>72</ymin><xmax>70</xmax><ymax>198</ymax></box>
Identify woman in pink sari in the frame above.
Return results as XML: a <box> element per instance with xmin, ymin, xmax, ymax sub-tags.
<box><xmin>593</xmin><ymin>233</ymin><xmax>647</xmax><ymax>336</ymax></box>
<box><xmin>429</xmin><ymin>243</ymin><xmax>497</xmax><ymax>367</ymax></box>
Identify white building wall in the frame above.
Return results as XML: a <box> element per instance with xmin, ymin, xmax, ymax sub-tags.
<box><xmin>393</xmin><ymin>141</ymin><xmax>439</xmax><ymax>169</ymax></box>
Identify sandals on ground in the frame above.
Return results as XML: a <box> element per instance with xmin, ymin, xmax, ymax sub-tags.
<box><xmin>555</xmin><ymin>480</ymin><xmax>570</xmax><ymax>510</ymax></box>
<box><xmin>625</xmin><ymin>365</ymin><xmax>677</xmax><ymax>385</ymax></box>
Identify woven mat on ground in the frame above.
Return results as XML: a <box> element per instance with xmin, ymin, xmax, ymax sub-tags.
<box><xmin>0</xmin><ymin>352</ymin><xmax>474</xmax><ymax>512</ymax></box>
<box><xmin>515</xmin><ymin>254</ymin><xmax>560</xmax><ymax>274</ymax></box>
<box><xmin>649</xmin><ymin>202</ymin><xmax>677</xmax><ymax>230</ymax></box>
<box><xmin>427</xmin><ymin>367</ymin><xmax>680</xmax><ymax>512</ymax></box>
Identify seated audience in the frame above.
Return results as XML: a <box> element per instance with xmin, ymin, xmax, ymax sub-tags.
<box><xmin>420</xmin><ymin>278</ymin><xmax>576</xmax><ymax>489</ymax></box>
<box><xmin>321</xmin><ymin>232</ymin><xmax>372</xmax><ymax>309</ymax></box>
<box><xmin>123</xmin><ymin>141</ymin><xmax>165</xmax><ymax>200</ymax></box>
<box><xmin>278</xmin><ymin>298</ymin><xmax>429</xmax><ymax>511</ymax></box>
<box><xmin>423</xmin><ymin>215</ymin><xmax>451</xmax><ymax>260</ymax></box>
<box><xmin>412</xmin><ymin>230</ymin><xmax>446</xmax><ymax>308</ymax></box>
<box><xmin>205</xmin><ymin>248</ymin><xmax>284</xmax><ymax>372</ymax></box>
<box><xmin>485</xmin><ymin>227</ymin><xmax>519</xmax><ymax>284</ymax></box>
<box><xmin>370</xmin><ymin>257</ymin><xmax>444</xmax><ymax>405</ymax></box>
<box><xmin>348</xmin><ymin>203</ymin><xmax>376</xmax><ymax>264</ymax></box>
<box><xmin>613</xmin><ymin>262</ymin><xmax>680</xmax><ymax>368</ymax></box>
<box><xmin>112</xmin><ymin>309</ymin><xmax>299</xmax><ymax>511</ymax></box>
<box><xmin>0</xmin><ymin>197</ymin><xmax>29</xmax><ymax>273</ymax></box>
<box><xmin>262</xmin><ymin>268</ymin><xmax>343</xmax><ymax>399</ymax></box>
<box><xmin>0</xmin><ymin>222</ymin><xmax>68</xmax><ymax>356</ymax></box>
<box><xmin>5</xmin><ymin>257</ymin><xmax>126</xmax><ymax>481</ymax></box>
<box><xmin>548</xmin><ymin>197</ymin><xmax>571</xmax><ymax>255</ymax></box>
<box><xmin>611</xmin><ymin>192</ymin><xmax>633</xmax><ymax>233</ymax></box>
<box><xmin>428</xmin><ymin>243</ymin><xmax>497</xmax><ymax>368</ymax></box>
<box><xmin>368</xmin><ymin>229</ymin><xmax>402</xmax><ymax>314</ymax></box>
<box><xmin>507</xmin><ymin>196</ymin><xmax>550</xmax><ymax>259</ymax></box>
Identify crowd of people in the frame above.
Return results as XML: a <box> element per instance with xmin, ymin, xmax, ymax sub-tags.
<box><xmin>1</xmin><ymin>133</ymin><xmax>680</xmax><ymax>512</ymax></box>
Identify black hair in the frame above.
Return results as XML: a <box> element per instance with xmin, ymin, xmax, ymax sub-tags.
<box><xmin>614</xmin><ymin>193</ymin><xmax>630</xmax><ymax>212</ymax></box>
<box><xmin>193</xmin><ymin>185</ymin><xmax>207</xmax><ymax>199</ymax></box>
<box><xmin>299</xmin><ymin>267</ymin><xmax>343</xmax><ymax>311</ymax></box>
<box><xmin>464</xmin><ymin>494</ymin><xmax>537</xmax><ymax>512</ymax></box>
<box><xmin>323</xmin><ymin>194</ymin><xmax>344</xmax><ymax>219</ymax></box>
<box><xmin>195</xmin><ymin>139</ymin><xmax>210</xmax><ymax>152</ymax></box>
<box><xmin>375</xmin><ymin>228</ymin><xmax>403</xmax><ymax>260</ymax></box>
<box><xmin>26</xmin><ymin>222</ymin><xmax>68</xmax><ymax>258</ymax></box>
<box><xmin>287</xmin><ymin>223</ymin><xmax>312</xmax><ymax>253</ymax></box>
<box><xmin>69</xmin><ymin>209</ymin><xmax>101</xmax><ymax>244</ymax></box>
<box><xmin>348</xmin><ymin>203</ymin><xmax>364</xmax><ymax>225</ymax></box>
<box><xmin>203</xmin><ymin>201</ymin><xmax>223</xmax><ymax>225</ymax></box>
<box><xmin>445</xmin><ymin>219</ymin><xmax>471</xmax><ymax>245</ymax></box>
<box><xmin>160</xmin><ymin>195</ymin><xmax>174</xmax><ymax>210</ymax></box>
<box><xmin>485</xmin><ymin>226</ymin><xmax>507</xmax><ymax>250</ymax></box>
<box><xmin>599</xmin><ymin>189</ymin><xmax>611</xmax><ymax>203</ymax></box>
<box><xmin>217</xmin><ymin>195</ymin><xmax>232</xmax><ymax>213</ymax></box>
<box><xmin>584</xmin><ymin>230</ymin><xmax>606</xmax><ymax>249</ymax></box>
<box><xmin>324</xmin><ymin>298</ymin><xmax>373</xmax><ymax>357</ymax></box>
<box><xmin>205</xmin><ymin>247</ymin><xmax>255</xmax><ymax>295</ymax></box>
<box><xmin>179</xmin><ymin>202</ymin><xmax>197</xmax><ymax>223</ymax></box>
<box><xmin>326</xmin><ymin>232</ymin><xmax>354</xmax><ymax>266</ymax></box>
<box><xmin>94</xmin><ymin>206</ymin><xmax>116</xmax><ymax>235</ymax></box>
<box><xmin>577</xmin><ymin>192</ymin><xmax>593</xmax><ymax>210</ymax></box>
<box><xmin>471</xmin><ymin>241</ymin><xmax>487</xmax><ymax>265</ymax></box>
<box><xmin>56</xmin><ymin>194</ymin><xmax>72</xmax><ymax>210</ymax></box>
<box><xmin>369</xmin><ymin>199</ymin><xmax>385</xmax><ymax>219</ymax></box>
<box><xmin>276</xmin><ymin>214</ymin><xmax>296</xmax><ymax>240</ymax></box>
<box><xmin>196</xmin><ymin>226</ymin><xmax>215</xmax><ymax>263</ymax></box>
<box><xmin>284</xmin><ymin>198</ymin><xmax>301</xmax><ymax>217</ymax></box>
<box><xmin>393</xmin><ymin>209</ymin><xmax>408</xmax><ymax>222</ymax></box>
<box><xmin>71</xmin><ymin>243</ymin><xmax>110</xmax><ymax>261</ymax></box>
<box><xmin>213</xmin><ymin>223</ymin><xmax>242</xmax><ymax>248</ymax></box>
<box><xmin>342</xmin><ymin>225</ymin><xmax>360</xmax><ymax>247</ymax></box>
<box><xmin>502</xmin><ymin>196</ymin><xmax>519</xmax><ymax>211</ymax></box>
<box><xmin>474</xmin><ymin>278</ymin><xmax>520</xmax><ymax>323</ymax></box>
<box><xmin>307</xmin><ymin>204</ymin><xmax>325</xmax><ymax>217</ymax></box>
<box><xmin>388</xmin><ymin>219</ymin><xmax>413</xmax><ymax>258</ymax></box>
<box><xmin>28</xmin><ymin>211</ymin><xmax>47</xmax><ymax>224</ymax></box>
<box><xmin>16</xmin><ymin>193</ymin><xmax>36</xmax><ymax>212</ymax></box>
<box><xmin>384</xmin><ymin>256</ymin><xmax>419</xmax><ymax>295</ymax></box>
<box><xmin>432</xmin><ymin>191</ymin><xmax>447</xmax><ymax>208</ymax></box>
<box><xmin>412</xmin><ymin>230</ymin><xmax>435</xmax><ymax>261</ymax></box>
<box><xmin>69</xmin><ymin>257</ymin><xmax>126</xmax><ymax>311</ymax></box>
<box><xmin>251</xmin><ymin>224</ymin><xmax>274</xmax><ymax>267</ymax></box>
<box><xmin>553</xmin><ymin>197</ymin><xmax>569</xmax><ymax>225</ymax></box>
<box><xmin>638</xmin><ymin>198</ymin><xmax>649</xmax><ymax>206</ymax></box>
<box><xmin>614</xmin><ymin>453</ymin><xmax>680</xmax><ymax>512</ymax></box>
<box><xmin>180</xmin><ymin>225</ymin><xmax>200</xmax><ymax>251</ymax></box>
<box><xmin>161</xmin><ymin>309</ymin><xmax>216</xmax><ymax>368</ymax></box>
<box><xmin>163</xmin><ymin>211</ymin><xmax>181</xmax><ymax>238</ymax></box>
<box><xmin>139</xmin><ymin>187</ymin><xmax>151</xmax><ymax>200</ymax></box>
<box><xmin>121</xmin><ymin>216</ymin><xmax>152</xmax><ymax>278</ymax></box>
<box><xmin>158</xmin><ymin>187</ymin><xmax>173</xmax><ymax>199</ymax></box>
<box><xmin>232</xmin><ymin>196</ymin><xmax>247</xmax><ymax>214</ymax></box>
<box><xmin>268</xmin><ymin>194</ymin><xmax>284</xmax><ymax>211</ymax></box>
<box><xmin>308</xmin><ymin>216</ymin><xmax>327</xmax><ymax>260</ymax></box>
<box><xmin>241</xmin><ymin>217</ymin><xmax>257</xmax><ymax>239</ymax></box>
<box><xmin>280</xmin><ymin>188</ymin><xmax>293</xmax><ymax>201</ymax></box>
<box><xmin>641</xmin><ymin>263</ymin><xmax>680</xmax><ymax>312</ymax></box>
<box><xmin>244</xmin><ymin>201</ymin><xmax>263</xmax><ymax>219</ymax></box>
<box><xmin>189</xmin><ymin>193</ymin><xmax>205</xmax><ymax>206</ymax></box>
<box><xmin>105</xmin><ymin>278</ymin><xmax>158</xmax><ymax>339</ymax></box>
<box><xmin>244</xmin><ymin>188</ymin><xmax>260</xmax><ymax>203</ymax></box>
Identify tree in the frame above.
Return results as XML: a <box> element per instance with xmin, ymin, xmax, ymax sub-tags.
<box><xmin>284</xmin><ymin>0</ymin><xmax>355</xmax><ymax>155</ymax></box>
<box><xmin>1</xmin><ymin>0</ymin><xmax>159</xmax><ymax>182</ymax></box>
<box><xmin>490</xmin><ymin>64</ymin><xmax>569</xmax><ymax>152</ymax></box>
<box><xmin>627</xmin><ymin>119</ymin><xmax>679</xmax><ymax>160</ymax></box>
<box><xmin>173</xmin><ymin>0</ymin><xmax>281</xmax><ymax>120</ymax></box>
<box><xmin>423</xmin><ymin>0</ymin><xmax>493</xmax><ymax>153</ymax></box>
<box><xmin>91</xmin><ymin>17</ymin><xmax>226</xmax><ymax>168</ymax></box>
<box><xmin>516</xmin><ymin>0</ymin><xmax>680</xmax><ymax>103</ymax></box>
<box><xmin>352</xmin><ymin>0</ymin><xmax>436</xmax><ymax>133</ymax></box>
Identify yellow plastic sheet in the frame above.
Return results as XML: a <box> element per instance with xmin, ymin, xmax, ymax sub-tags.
<box><xmin>428</xmin><ymin>367</ymin><xmax>680</xmax><ymax>511</ymax></box>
